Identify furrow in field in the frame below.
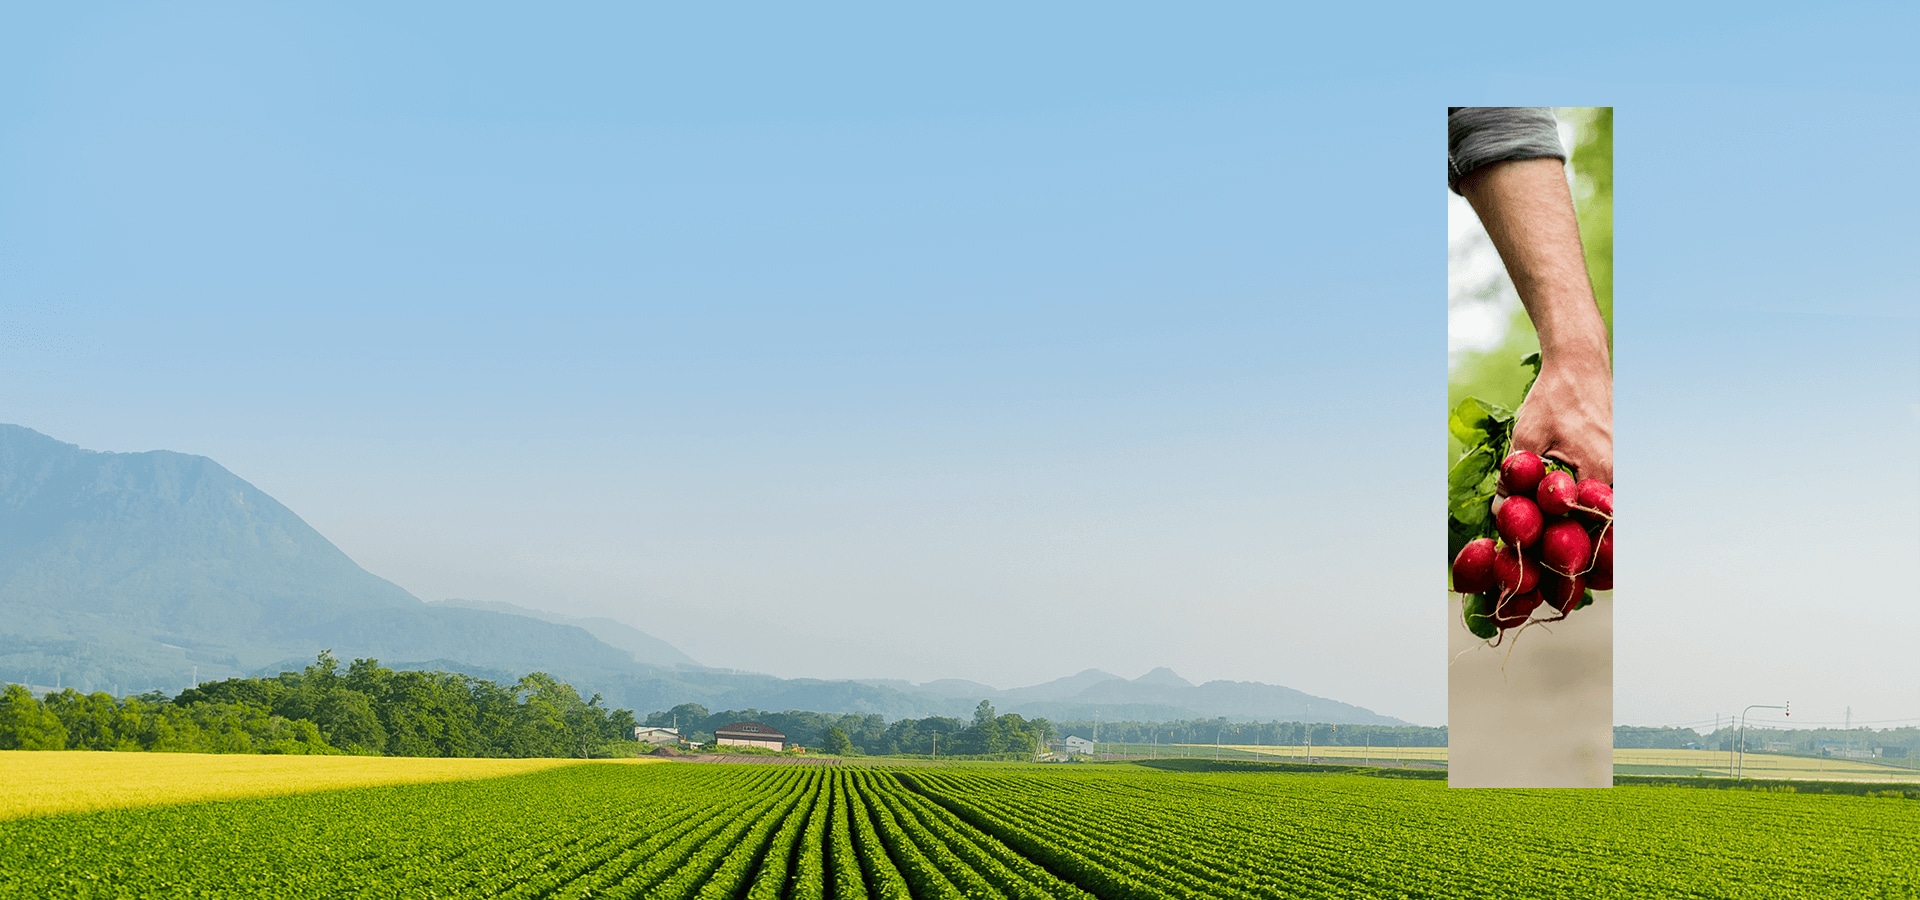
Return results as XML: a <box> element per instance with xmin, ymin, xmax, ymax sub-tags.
<box><xmin>878</xmin><ymin>773</ymin><xmax>1096</xmax><ymax>900</ymax></box>
<box><xmin>852</xmin><ymin>769</ymin><xmax>985</xmax><ymax>900</ymax></box>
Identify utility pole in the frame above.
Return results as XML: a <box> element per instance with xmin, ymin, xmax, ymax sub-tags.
<box><xmin>1725</xmin><ymin>713</ymin><xmax>1736</xmax><ymax>778</ymax></box>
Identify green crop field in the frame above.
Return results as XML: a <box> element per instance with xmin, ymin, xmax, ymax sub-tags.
<box><xmin>3</xmin><ymin>759</ymin><xmax>1917</xmax><ymax>898</ymax></box>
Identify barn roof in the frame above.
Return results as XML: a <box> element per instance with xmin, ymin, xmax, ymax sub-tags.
<box><xmin>715</xmin><ymin>721</ymin><xmax>786</xmax><ymax>739</ymax></box>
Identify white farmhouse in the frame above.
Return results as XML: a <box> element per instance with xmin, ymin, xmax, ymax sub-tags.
<box><xmin>715</xmin><ymin>722</ymin><xmax>786</xmax><ymax>751</ymax></box>
<box><xmin>634</xmin><ymin>726</ymin><xmax>682</xmax><ymax>746</ymax></box>
<box><xmin>1061</xmin><ymin>735</ymin><xmax>1095</xmax><ymax>756</ymax></box>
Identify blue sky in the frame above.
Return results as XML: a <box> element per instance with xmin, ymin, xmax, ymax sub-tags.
<box><xmin>2</xmin><ymin>5</ymin><xmax>1915</xmax><ymax>727</ymax></box>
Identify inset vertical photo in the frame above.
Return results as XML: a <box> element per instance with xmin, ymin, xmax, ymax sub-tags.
<box><xmin>1446</xmin><ymin>107</ymin><xmax>1613</xmax><ymax>788</ymax></box>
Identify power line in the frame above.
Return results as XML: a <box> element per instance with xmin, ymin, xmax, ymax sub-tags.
<box><xmin>1643</xmin><ymin>713</ymin><xmax>1920</xmax><ymax>729</ymax></box>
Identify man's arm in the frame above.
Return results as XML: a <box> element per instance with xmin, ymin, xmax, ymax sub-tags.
<box><xmin>1448</xmin><ymin>107</ymin><xmax>1565</xmax><ymax>194</ymax></box>
<box><xmin>1459</xmin><ymin>156</ymin><xmax>1613</xmax><ymax>485</ymax></box>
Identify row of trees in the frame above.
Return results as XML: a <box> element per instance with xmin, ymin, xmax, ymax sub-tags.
<box><xmin>37</xmin><ymin>669</ymin><xmax>1911</xmax><ymax>762</ymax></box>
<box><xmin>1</xmin><ymin>683</ymin><xmax>335</xmax><ymax>754</ymax></box>
<box><xmin>645</xmin><ymin>700</ymin><xmax>1054</xmax><ymax>757</ymax></box>
<box><xmin>0</xmin><ymin>652</ymin><xmax>638</xmax><ymax>758</ymax></box>
<box><xmin>1699</xmin><ymin>726</ymin><xmax>1920</xmax><ymax>757</ymax></box>
<box><xmin>1055</xmin><ymin>719</ymin><xmax>1452</xmax><ymax>748</ymax></box>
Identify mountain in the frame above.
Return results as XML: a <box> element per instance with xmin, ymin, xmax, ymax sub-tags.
<box><xmin>1131</xmin><ymin>666</ymin><xmax>1195</xmax><ymax>688</ymax></box>
<box><xmin>997</xmin><ymin>669</ymin><xmax>1125</xmax><ymax>703</ymax></box>
<box><xmin>430</xmin><ymin>598</ymin><xmax>700</xmax><ymax>668</ymax></box>
<box><xmin>1063</xmin><ymin>672</ymin><xmax>1387</xmax><ymax>723</ymax></box>
<box><xmin>0</xmin><ymin>425</ymin><xmax>664</xmax><ymax>693</ymax></box>
<box><xmin>853</xmin><ymin>677</ymin><xmax>1000</xmax><ymax>700</ymax></box>
<box><xmin>868</xmin><ymin>667</ymin><xmax>1401</xmax><ymax>725</ymax></box>
<box><xmin>0</xmin><ymin>424</ymin><xmax>1408</xmax><ymax>725</ymax></box>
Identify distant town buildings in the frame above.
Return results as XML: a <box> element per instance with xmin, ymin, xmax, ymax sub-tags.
<box><xmin>715</xmin><ymin>722</ymin><xmax>786</xmax><ymax>751</ymax></box>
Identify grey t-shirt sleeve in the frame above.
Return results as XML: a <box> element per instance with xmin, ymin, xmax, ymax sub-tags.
<box><xmin>1448</xmin><ymin>107</ymin><xmax>1565</xmax><ymax>194</ymax></box>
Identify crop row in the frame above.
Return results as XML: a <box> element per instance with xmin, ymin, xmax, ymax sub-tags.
<box><xmin>902</xmin><ymin>767</ymin><xmax>1920</xmax><ymax>899</ymax></box>
<box><xmin>0</xmin><ymin>762</ymin><xmax>1088</xmax><ymax>899</ymax></box>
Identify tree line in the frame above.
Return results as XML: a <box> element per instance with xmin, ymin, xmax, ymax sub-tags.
<box><xmin>1053</xmin><ymin>718</ymin><xmax>1452</xmax><ymax>748</ymax></box>
<box><xmin>646</xmin><ymin>700</ymin><xmax>1054</xmax><ymax>757</ymax></box>
<box><xmin>0</xmin><ymin>652</ymin><xmax>638</xmax><ymax>758</ymax></box>
<box><xmin>1697</xmin><ymin>725</ymin><xmax>1920</xmax><ymax>757</ymax></box>
<box><xmin>27</xmin><ymin>666</ymin><xmax>1906</xmax><ymax>762</ymax></box>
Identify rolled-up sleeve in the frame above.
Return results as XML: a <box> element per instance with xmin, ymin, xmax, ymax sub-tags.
<box><xmin>1448</xmin><ymin>107</ymin><xmax>1565</xmax><ymax>194</ymax></box>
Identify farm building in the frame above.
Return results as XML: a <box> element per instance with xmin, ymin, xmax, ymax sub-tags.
<box><xmin>633</xmin><ymin>726</ymin><xmax>681</xmax><ymax>746</ymax></box>
<box><xmin>715</xmin><ymin>722</ymin><xmax>786</xmax><ymax>751</ymax></box>
<box><xmin>1061</xmin><ymin>735</ymin><xmax>1095</xmax><ymax>755</ymax></box>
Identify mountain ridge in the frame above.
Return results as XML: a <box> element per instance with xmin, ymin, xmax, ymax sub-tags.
<box><xmin>430</xmin><ymin>598</ymin><xmax>700</xmax><ymax>668</ymax></box>
<box><xmin>0</xmin><ymin>424</ymin><xmax>1408</xmax><ymax>725</ymax></box>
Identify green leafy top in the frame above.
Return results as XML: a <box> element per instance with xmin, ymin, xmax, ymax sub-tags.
<box><xmin>1445</xmin><ymin>352</ymin><xmax>1543</xmax><ymax>562</ymax></box>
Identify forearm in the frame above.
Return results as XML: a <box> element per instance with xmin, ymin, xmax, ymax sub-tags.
<box><xmin>1459</xmin><ymin>157</ymin><xmax>1610</xmax><ymax>372</ymax></box>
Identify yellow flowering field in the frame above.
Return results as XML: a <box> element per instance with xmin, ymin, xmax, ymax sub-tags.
<box><xmin>0</xmin><ymin>750</ymin><xmax>659</xmax><ymax>819</ymax></box>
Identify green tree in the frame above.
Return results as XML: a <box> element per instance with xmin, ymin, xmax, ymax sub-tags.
<box><xmin>645</xmin><ymin>702</ymin><xmax>710</xmax><ymax>730</ymax></box>
<box><xmin>822</xmin><ymin>725</ymin><xmax>855</xmax><ymax>755</ymax></box>
<box><xmin>513</xmin><ymin>672</ymin><xmax>589</xmax><ymax>758</ymax></box>
<box><xmin>0</xmin><ymin>684</ymin><xmax>71</xmax><ymax>750</ymax></box>
<box><xmin>315</xmin><ymin>690</ymin><xmax>387</xmax><ymax>754</ymax></box>
<box><xmin>43</xmin><ymin>689</ymin><xmax>123</xmax><ymax>750</ymax></box>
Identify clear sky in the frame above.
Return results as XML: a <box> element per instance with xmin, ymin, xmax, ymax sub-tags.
<box><xmin>2</xmin><ymin>5</ymin><xmax>1915</xmax><ymax>728</ymax></box>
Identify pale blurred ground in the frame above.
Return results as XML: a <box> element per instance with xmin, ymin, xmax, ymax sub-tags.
<box><xmin>1447</xmin><ymin>592</ymin><xmax>1613</xmax><ymax>787</ymax></box>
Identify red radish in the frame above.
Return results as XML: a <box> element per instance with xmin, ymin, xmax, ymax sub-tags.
<box><xmin>1492</xmin><ymin>589</ymin><xmax>1542</xmax><ymax>629</ymax></box>
<box><xmin>1587</xmin><ymin>528</ymin><xmax>1613</xmax><ymax>582</ymax></box>
<box><xmin>1587</xmin><ymin>569</ymin><xmax>1613</xmax><ymax>591</ymax></box>
<box><xmin>1574</xmin><ymin>479</ymin><xmax>1613</xmax><ymax>524</ymax></box>
<box><xmin>1537</xmin><ymin>470</ymin><xmax>1578</xmax><ymax>516</ymax></box>
<box><xmin>1499</xmin><ymin>450</ymin><xmax>1546</xmax><ymax>496</ymax></box>
<box><xmin>1540</xmin><ymin>571</ymin><xmax>1586</xmax><ymax>612</ymax></box>
<box><xmin>1493</xmin><ymin>543</ymin><xmax>1540</xmax><ymax>596</ymax></box>
<box><xmin>1495</xmin><ymin>495</ymin><xmax>1544</xmax><ymax>548</ymax></box>
<box><xmin>1451</xmin><ymin>538</ymin><xmax>1499</xmax><ymax>594</ymax></box>
<box><xmin>1539</xmin><ymin>519</ymin><xmax>1593</xmax><ymax>577</ymax></box>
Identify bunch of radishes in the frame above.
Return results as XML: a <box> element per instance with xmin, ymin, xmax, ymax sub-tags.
<box><xmin>1450</xmin><ymin>450</ymin><xmax>1612</xmax><ymax>639</ymax></box>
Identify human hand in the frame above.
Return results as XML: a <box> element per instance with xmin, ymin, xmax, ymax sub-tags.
<box><xmin>1512</xmin><ymin>354</ymin><xmax>1612</xmax><ymax>486</ymax></box>
<box><xmin>1491</xmin><ymin>354</ymin><xmax>1612</xmax><ymax>519</ymax></box>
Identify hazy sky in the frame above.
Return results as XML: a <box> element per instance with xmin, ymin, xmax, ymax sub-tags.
<box><xmin>2</xmin><ymin>6</ymin><xmax>1915</xmax><ymax>729</ymax></box>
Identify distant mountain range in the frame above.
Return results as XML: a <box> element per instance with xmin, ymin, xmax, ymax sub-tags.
<box><xmin>0</xmin><ymin>424</ymin><xmax>1403</xmax><ymax>725</ymax></box>
<box><xmin>860</xmin><ymin>667</ymin><xmax>1393</xmax><ymax>724</ymax></box>
<box><xmin>429</xmin><ymin>598</ymin><xmax>700</xmax><ymax>668</ymax></box>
